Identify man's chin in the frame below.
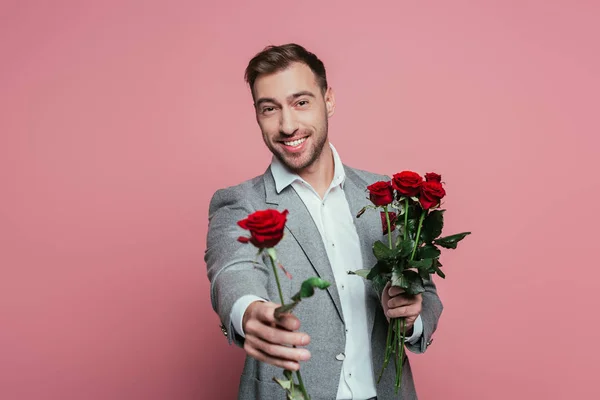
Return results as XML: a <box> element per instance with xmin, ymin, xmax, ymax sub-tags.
<box><xmin>278</xmin><ymin>154</ymin><xmax>311</xmax><ymax>173</ymax></box>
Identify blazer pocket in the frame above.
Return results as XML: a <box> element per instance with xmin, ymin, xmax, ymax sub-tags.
<box><xmin>239</xmin><ymin>373</ymin><xmax>286</xmax><ymax>400</ymax></box>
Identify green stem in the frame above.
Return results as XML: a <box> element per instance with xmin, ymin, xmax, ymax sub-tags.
<box><xmin>410</xmin><ymin>211</ymin><xmax>427</xmax><ymax>261</ymax></box>
<box><xmin>395</xmin><ymin>318</ymin><xmax>406</xmax><ymax>394</ymax></box>
<box><xmin>268</xmin><ymin>250</ymin><xmax>286</xmax><ymax>307</ymax></box>
<box><xmin>404</xmin><ymin>198</ymin><xmax>409</xmax><ymax>241</ymax></box>
<box><xmin>384</xmin><ymin>205</ymin><xmax>393</xmax><ymax>249</ymax></box>
<box><xmin>296</xmin><ymin>370</ymin><xmax>309</xmax><ymax>400</ymax></box>
<box><xmin>377</xmin><ymin>315</ymin><xmax>395</xmax><ymax>383</ymax></box>
<box><xmin>268</xmin><ymin>250</ymin><xmax>309</xmax><ymax>400</ymax></box>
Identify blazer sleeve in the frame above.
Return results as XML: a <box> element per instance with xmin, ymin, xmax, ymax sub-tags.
<box><xmin>204</xmin><ymin>188</ymin><xmax>271</xmax><ymax>347</ymax></box>
<box><xmin>404</xmin><ymin>277</ymin><xmax>443</xmax><ymax>354</ymax></box>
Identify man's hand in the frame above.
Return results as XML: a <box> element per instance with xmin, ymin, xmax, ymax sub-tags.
<box><xmin>381</xmin><ymin>282</ymin><xmax>423</xmax><ymax>333</ymax></box>
<box><xmin>242</xmin><ymin>301</ymin><xmax>311</xmax><ymax>371</ymax></box>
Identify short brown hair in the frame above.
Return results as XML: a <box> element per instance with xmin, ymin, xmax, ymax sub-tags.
<box><xmin>244</xmin><ymin>43</ymin><xmax>328</xmax><ymax>95</ymax></box>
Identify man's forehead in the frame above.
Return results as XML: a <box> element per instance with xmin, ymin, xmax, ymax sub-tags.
<box><xmin>253</xmin><ymin>63</ymin><xmax>320</xmax><ymax>99</ymax></box>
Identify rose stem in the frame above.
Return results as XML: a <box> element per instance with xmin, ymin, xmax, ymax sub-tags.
<box><xmin>377</xmin><ymin>310</ymin><xmax>395</xmax><ymax>383</ymax></box>
<box><xmin>384</xmin><ymin>205</ymin><xmax>393</xmax><ymax>249</ymax></box>
<box><xmin>410</xmin><ymin>210</ymin><xmax>426</xmax><ymax>261</ymax></box>
<box><xmin>404</xmin><ymin>198</ymin><xmax>409</xmax><ymax>241</ymax></box>
<box><xmin>268</xmin><ymin>251</ymin><xmax>285</xmax><ymax>307</ymax></box>
<box><xmin>268</xmin><ymin>250</ymin><xmax>310</xmax><ymax>400</ymax></box>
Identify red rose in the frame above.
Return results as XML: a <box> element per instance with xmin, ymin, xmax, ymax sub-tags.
<box><xmin>419</xmin><ymin>181</ymin><xmax>446</xmax><ymax>209</ymax></box>
<box><xmin>367</xmin><ymin>181</ymin><xmax>394</xmax><ymax>206</ymax></box>
<box><xmin>237</xmin><ymin>209</ymin><xmax>289</xmax><ymax>248</ymax></box>
<box><xmin>381</xmin><ymin>211</ymin><xmax>397</xmax><ymax>235</ymax></box>
<box><xmin>392</xmin><ymin>171</ymin><xmax>423</xmax><ymax>197</ymax></box>
<box><xmin>424</xmin><ymin>172</ymin><xmax>442</xmax><ymax>183</ymax></box>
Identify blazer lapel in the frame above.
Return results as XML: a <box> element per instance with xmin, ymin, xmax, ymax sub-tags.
<box><xmin>263</xmin><ymin>168</ymin><xmax>345</xmax><ymax>324</ymax></box>
<box><xmin>342</xmin><ymin>166</ymin><xmax>380</xmax><ymax>335</ymax></box>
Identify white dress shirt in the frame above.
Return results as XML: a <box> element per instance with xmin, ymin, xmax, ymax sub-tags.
<box><xmin>230</xmin><ymin>143</ymin><xmax>423</xmax><ymax>399</ymax></box>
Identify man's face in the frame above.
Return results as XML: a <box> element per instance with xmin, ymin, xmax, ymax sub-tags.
<box><xmin>252</xmin><ymin>62</ymin><xmax>335</xmax><ymax>173</ymax></box>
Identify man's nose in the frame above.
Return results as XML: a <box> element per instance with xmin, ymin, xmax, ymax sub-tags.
<box><xmin>279</xmin><ymin>108</ymin><xmax>299</xmax><ymax>136</ymax></box>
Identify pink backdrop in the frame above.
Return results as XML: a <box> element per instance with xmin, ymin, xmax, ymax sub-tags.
<box><xmin>2</xmin><ymin>1</ymin><xmax>599</xmax><ymax>399</ymax></box>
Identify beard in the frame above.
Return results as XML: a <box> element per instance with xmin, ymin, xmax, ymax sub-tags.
<box><xmin>268</xmin><ymin>119</ymin><xmax>328</xmax><ymax>174</ymax></box>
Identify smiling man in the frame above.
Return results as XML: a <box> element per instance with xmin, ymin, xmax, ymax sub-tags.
<box><xmin>205</xmin><ymin>43</ymin><xmax>443</xmax><ymax>400</ymax></box>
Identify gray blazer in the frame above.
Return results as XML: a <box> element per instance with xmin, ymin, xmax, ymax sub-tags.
<box><xmin>205</xmin><ymin>164</ymin><xmax>443</xmax><ymax>400</ymax></box>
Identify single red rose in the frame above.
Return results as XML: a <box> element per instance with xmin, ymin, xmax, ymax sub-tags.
<box><xmin>420</xmin><ymin>181</ymin><xmax>446</xmax><ymax>209</ymax></box>
<box><xmin>367</xmin><ymin>181</ymin><xmax>394</xmax><ymax>206</ymax></box>
<box><xmin>424</xmin><ymin>172</ymin><xmax>442</xmax><ymax>183</ymax></box>
<box><xmin>237</xmin><ymin>209</ymin><xmax>289</xmax><ymax>248</ymax></box>
<box><xmin>392</xmin><ymin>171</ymin><xmax>423</xmax><ymax>197</ymax></box>
<box><xmin>381</xmin><ymin>211</ymin><xmax>397</xmax><ymax>235</ymax></box>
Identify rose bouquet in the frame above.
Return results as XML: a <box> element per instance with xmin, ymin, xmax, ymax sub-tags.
<box><xmin>237</xmin><ymin>209</ymin><xmax>330</xmax><ymax>400</ymax></box>
<box><xmin>351</xmin><ymin>171</ymin><xmax>470</xmax><ymax>395</ymax></box>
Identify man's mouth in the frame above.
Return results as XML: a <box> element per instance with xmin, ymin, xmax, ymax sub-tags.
<box><xmin>282</xmin><ymin>137</ymin><xmax>307</xmax><ymax>147</ymax></box>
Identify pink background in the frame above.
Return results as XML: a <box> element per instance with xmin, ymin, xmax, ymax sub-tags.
<box><xmin>2</xmin><ymin>1</ymin><xmax>599</xmax><ymax>399</ymax></box>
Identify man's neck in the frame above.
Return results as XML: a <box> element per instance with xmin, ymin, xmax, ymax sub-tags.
<box><xmin>298</xmin><ymin>143</ymin><xmax>334</xmax><ymax>199</ymax></box>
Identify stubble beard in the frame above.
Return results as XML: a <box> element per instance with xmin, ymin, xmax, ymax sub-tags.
<box><xmin>270</xmin><ymin>119</ymin><xmax>328</xmax><ymax>174</ymax></box>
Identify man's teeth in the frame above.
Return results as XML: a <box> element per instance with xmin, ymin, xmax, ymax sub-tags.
<box><xmin>283</xmin><ymin>138</ymin><xmax>307</xmax><ymax>147</ymax></box>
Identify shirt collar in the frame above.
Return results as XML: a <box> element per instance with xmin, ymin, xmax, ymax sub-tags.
<box><xmin>270</xmin><ymin>142</ymin><xmax>346</xmax><ymax>194</ymax></box>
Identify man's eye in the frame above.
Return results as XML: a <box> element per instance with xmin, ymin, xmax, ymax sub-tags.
<box><xmin>262</xmin><ymin>107</ymin><xmax>275</xmax><ymax>113</ymax></box>
<box><xmin>297</xmin><ymin>100</ymin><xmax>308</xmax><ymax>107</ymax></box>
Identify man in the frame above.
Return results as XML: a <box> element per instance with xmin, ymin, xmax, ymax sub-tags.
<box><xmin>205</xmin><ymin>43</ymin><xmax>443</xmax><ymax>400</ymax></box>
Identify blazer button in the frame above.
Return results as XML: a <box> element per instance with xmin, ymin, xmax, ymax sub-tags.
<box><xmin>220</xmin><ymin>323</ymin><xmax>228</xmax><ymax>338</ymax></box>
<box><xmin>335</xmin><ymin>353</ymin><xmax>346</xmax><ymax>361</ymax></box>
<box><xmin>426</xmin><ymin>337</ymin><xmax>433</xmax><ymax>346</ymax></box>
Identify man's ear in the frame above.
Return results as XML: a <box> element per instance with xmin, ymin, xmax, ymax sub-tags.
<box><xmin>324</xmin><ymin>86</ymin><xmax>335</xmax><ymax>117</ymax></box>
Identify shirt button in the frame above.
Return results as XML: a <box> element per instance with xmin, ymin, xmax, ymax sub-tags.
<box><xmin>335</xmin><ymin>353</ymin><xmax>345</xmax><ymax>361</ymax></box>
<box><xmin>341</xmin><ymin>284</ymin><xmax>345</xmax><ymax>290</ymax></box>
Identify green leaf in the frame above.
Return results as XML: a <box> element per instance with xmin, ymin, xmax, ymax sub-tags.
<box><xmin>287</xmin><ymin>391</ymin><xmax>306</xmax><ymax>400</ymax></box>
<box><xmin>348</xmin><ymin>268</ymin><xmax>371</xmax><ymax>278</ymax></box>
<box><xmin>400</xmin><ymin>270</ymin><xmax>426</xmax><ymax>295</ymax></box>
<box><xmin>397</xmin><ymin>238</ymin><xmax>415</xmax><ymax>258</ymax></box>
<box><xmin>417</xmin><ymin>244</ymin><xmax>441</xmax><ymax>260</ymax></box>
<box><xmin>420</xmin><ymin>210</ymin><xmax>444</xmax><ymax>243</ymax></box>
<box><xmin>292</xmin><ymin>277</ymin><xmax>331</xmax><ymax>301</ymax></box>
<box><xmin>432</xmin><ymin>259</ymin><xmax>445</xmax><ymax>278</ymax></box>
<box><xmin>396</xmin><ymin>218</ymin><xmax>418</xmax><ymax>241</ymax></box>
<box><xmin>372</xmin><ymin>273</ymin><xmax>389</xmax><ymax>297</ymax></box>
<box><xmin>367</xmin><ymin>261</ymin><xmax>392</xmax><ymax>280</ymax></box>
<box><xmin>418</xmin><ymin>266</ymin><xmax>431</xmax><ymax>281</ymax></box>
<box><xmin>409</xmin><ymin>258</ymin><xmax>433</xmax><ymax>282</ymax></box>
<box><xmin>435</xmin><ymin>267</ymin><xmax>446</xmax><ymax>279</ymax></box>
<box><xmin>408</xmin><ymin>258</ymin><xmax>433</xmax><ymax>269</ymax></box>
<box><xmin>434</xmin><ymin>232</ymin><xmax>471</xmax><ymax>249</ymax></box>
<box><xmin>391</xmin><ymin>269</ymin><xmax>403</xmax><ymax>287</ymax></box>
<box><xmin>407</xmin><ymin>203</ymin><xmax>422</xmax><ymax>220</ymax></box>
<box><xmin>273</xmin><ymin>377</ymin><xmax>293</xmax><ymax>390</ymax></box>
<box><xmin>373</xmin><ymin>240</ymin><xmax>394</xmax><ymax>261</ymax></box>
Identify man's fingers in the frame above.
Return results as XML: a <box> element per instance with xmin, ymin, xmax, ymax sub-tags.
<box><xmin>388</xmin><ymin>293</ymin><xmax>422</xmax><ymax>308</ymax></box>
<box><xmin>244</xmin><ymin>342</ymin><xmax>302</xmax><ymax>371</ymax></box>
<box><xmin>245</xmin><ymin>333</ymin><xmax>311</xmax><ymax>362</ymax></box>
<box><xmin>386</xmin><ymin>304</ymin><xmax>420</xmax><ymax>319</ymax></box>
<box><xmin>387</xmin><ymin>296</ymin><xmax>413</xmax><ymax>308</ymax></box>
<box><xmin>275</xmin><ymin>313</ymin><xmax>301</xmax><ymax>331</ymax></box>
<box><xmin>388</xmin><ymin>285</ymin><xmax>406</xmax><ymax>297</ymax></box>
<box><xmin>245</xmin><ymin>319</ymin><xmax>310</xmax><ymax>347</ymax></box>
<box><xmin>257</xmin><ymin>302</ymin><xmax>278</xmax><ymax>324</ymax></box>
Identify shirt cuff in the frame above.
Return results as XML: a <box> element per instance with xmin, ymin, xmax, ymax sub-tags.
<box><xmin>404</xmin><ymin>314</ymin><xmax>423</xmax><ymax>344</ymax></box>
<box><xmin>230</xmin><ymin>295</ymin><xmax>267</xmax><ymax>338</ymax></box>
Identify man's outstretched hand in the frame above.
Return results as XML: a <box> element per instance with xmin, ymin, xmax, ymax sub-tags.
<box><xmin>242</xmin><ymin>301</ymin><xmax>311</xmax><ymax>371</ymax></box>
